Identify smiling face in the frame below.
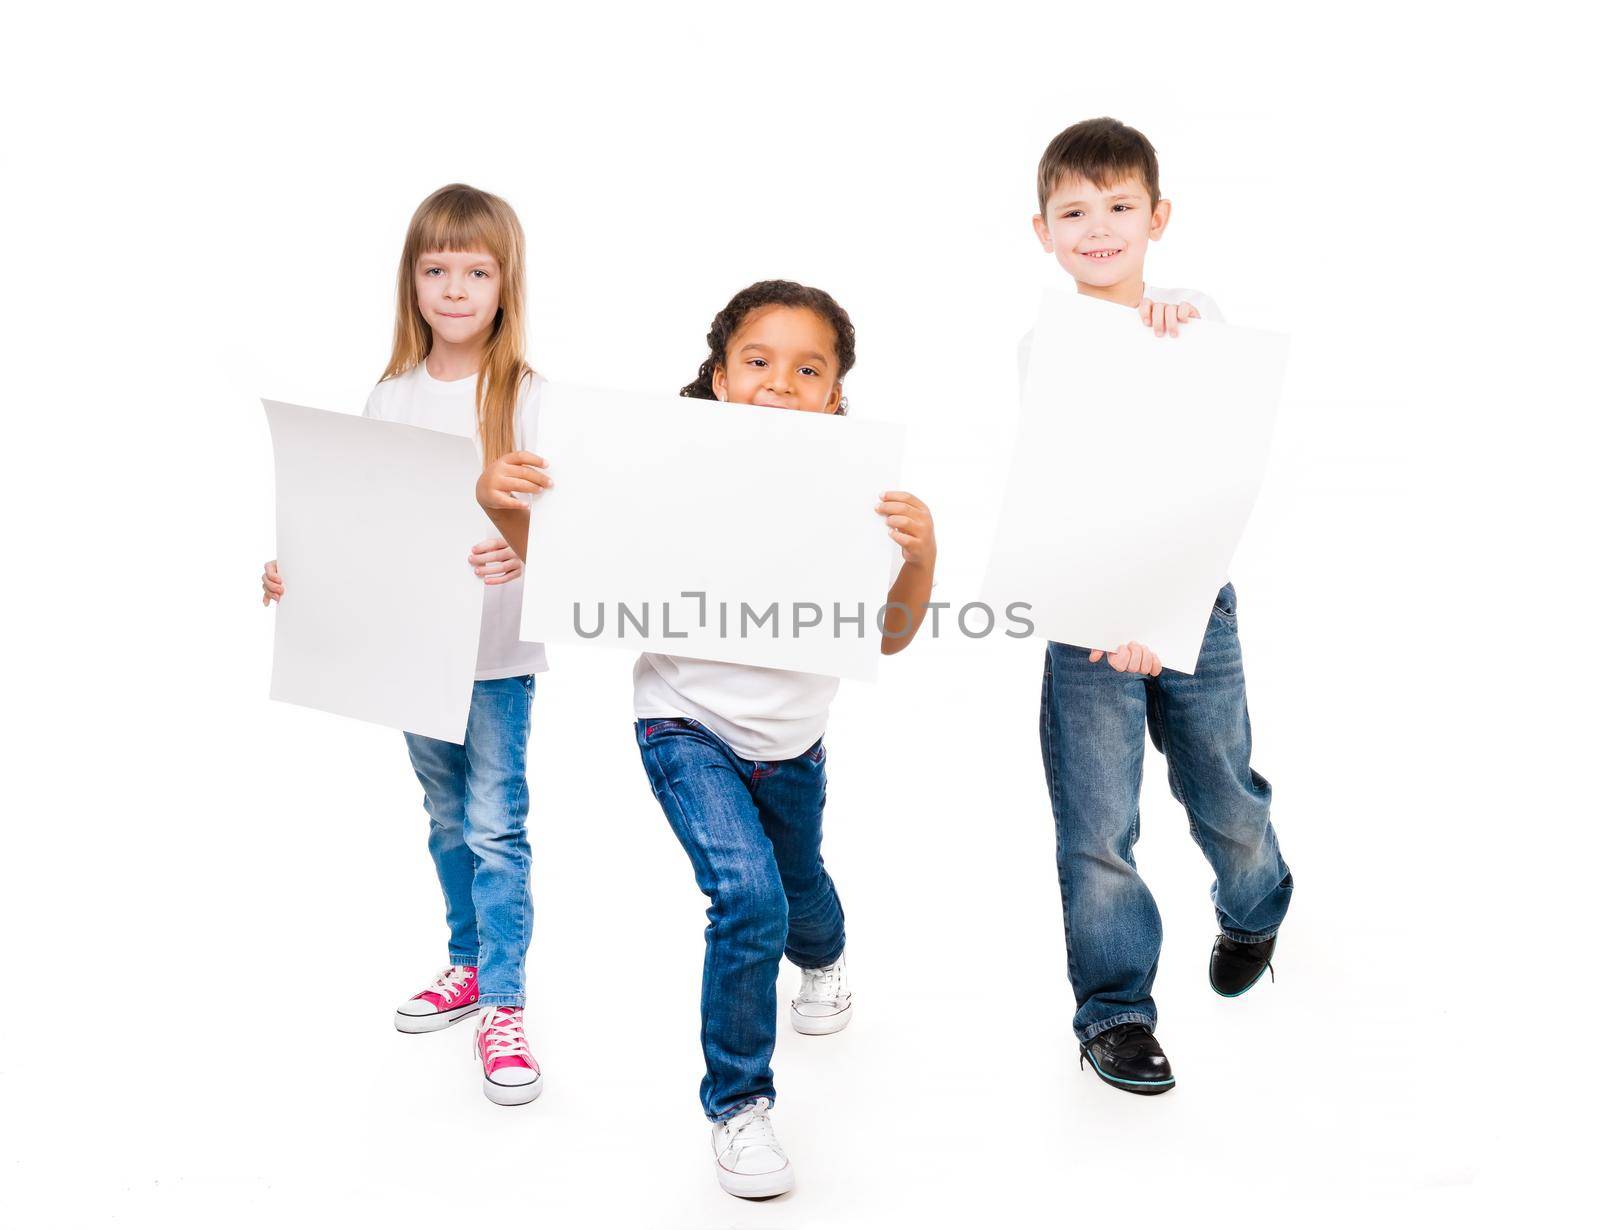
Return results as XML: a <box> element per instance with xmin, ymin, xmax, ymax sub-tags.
<box><xmin>414</xmin><ymin>249</ymin><xmax>502</xmax><ymax>348</ymax></box>
<box><xmin>1032</xmin><ymin>174</ymin><xmax>1171</xmax><ymax>303</ymax></box>
<box><xmin>711</xmin><ymin>305</ymin><xmax>843</xmax><ymax>414</ymax></box>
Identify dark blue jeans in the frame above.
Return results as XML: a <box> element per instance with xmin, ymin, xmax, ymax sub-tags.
<box><xmin>1040</xmin><ymin>584</ymin><xmax>1292</xmax><ymax>1042</ymax></box>
<box><xmin>403</xmin><ymin>675</ymin><xmax>535</xmax><ymax>1007</ymax></box>
<box><xmin>636</xmin><ymin>717</ymin><xmax>846</xmax><ymax>1121</ymax></box>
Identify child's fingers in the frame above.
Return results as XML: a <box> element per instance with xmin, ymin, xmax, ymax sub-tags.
<box><xmin>1139</xmin><ymin>299</ymin><xmax>1153</xmax><ymax>326</ymax></box>
<box><xmin>496</xmin><ymin>451</ymin><xmax>546</xmax><ymax>468</ymax></box>
<box><xmin>496</xmin><ymin>476</ymin><xmax>548</xmax><ymax>495</ymax></box>
<box><xmin>1178</xmin><ymin>302</ymin><xmax>1200</xmax><ymax>321</ymax></box>
<box><xmin>878</xmin><ymin>491</ymin><xmax>925</xmax><ymax>510</ymax></box>
<box><xmin>1087</xmin><ymin>649</ymin><xmax>1104</xmax><ymax>663</ymax></box>
<box><xmin>508</xmin><ymin>464</ymin><xmax>553</xmax><ymax>486</ymax></box>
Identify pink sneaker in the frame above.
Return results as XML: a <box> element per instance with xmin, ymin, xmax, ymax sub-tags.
<box><xmin>475</xmin><ymin>1005</ymin><xmax>543</xmax><ymax>1106</ymax></box>
<box><xmin>393</xmin><ymin>965</ymin><xmax>480</xmax><ymax>1034</ymax></box>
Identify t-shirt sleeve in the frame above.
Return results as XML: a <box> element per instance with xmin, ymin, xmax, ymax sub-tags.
<box><xmin>1188</xmin><ymin>290</ymin><xmax>1225</xmax><ymax>325</ymax></box>
<box><xmin>361</xmin><ymin>382</ymin><xmax>383</xmax><ymax>420</ymax></box>
<box><xmin>1016</xmin><ymin>330</ymin><xmax>1033</xmax><ymax>394</ymax></box>
<box><xmin>514</xmin><ymin>370</ymin><xmax>545</xmax><ymax>453</ymax></box>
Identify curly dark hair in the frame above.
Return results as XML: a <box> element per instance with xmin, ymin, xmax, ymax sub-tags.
<box><xmin>680</xmin><ymin>279</ymin><xmax>857</xmax><ymax>414</ymax></box>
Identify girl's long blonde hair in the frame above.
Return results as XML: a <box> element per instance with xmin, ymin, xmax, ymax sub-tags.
<box><xmin>382</xmin><ymin>184</ymin><xmax>530</xmax><ymax>460</ymax></box>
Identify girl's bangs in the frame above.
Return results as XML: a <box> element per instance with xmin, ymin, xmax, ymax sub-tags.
<box><xmin>411</xmin><ymin>199</ymin><xmax>508</xmax><ymax>260</ymax></box>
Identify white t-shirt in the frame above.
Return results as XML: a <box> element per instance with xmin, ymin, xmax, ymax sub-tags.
<box><xmin>633</xmin><ymin>653</ymin><xmax>839</xmax><ymax>763</ymax></box>
<box><xmin>363</xmin><ymin>363</ymin><xmax>549</xmax><ymax>680</ymax></box>
<box><xmin>1017</xmin><ymin>284</ymin><xmax>1224</xmax><ymax>382</ymax></box>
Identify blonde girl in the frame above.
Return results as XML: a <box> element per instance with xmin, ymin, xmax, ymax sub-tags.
<box><xmin>262</xmin><ymin>184</ymin><xmax>548</xmax><ymax>1105</ymax></box>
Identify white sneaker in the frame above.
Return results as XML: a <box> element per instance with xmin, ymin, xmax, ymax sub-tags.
<box><xmin>712</xmin><ymin>1098</ymin><xmax>794</xmax><ymax>1198</ymax></box>
<box><xmin>790</xmin><ymin>953</ymin><xmax>852</xmax><ymax>1035</ymax></box>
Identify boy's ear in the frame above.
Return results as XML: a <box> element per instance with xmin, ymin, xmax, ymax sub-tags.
<box><xmin>1031</xmin><ymin>213</ymin><xmax>1053</xmax><ymax>251</ymax></box>
<box><xmin>1148</xmin><ymin>198</ymin><xmax>1173</xmax><ymax>240</ymax></box>
<box><xmin>711</xmin><ymin>364</ymin><xmax>727</xmax><ymax>401</ymax></box>
<box><xmin>826</xmin><ymin>381</ymin><xmax>843</xmax><ymax>414</ymax></box>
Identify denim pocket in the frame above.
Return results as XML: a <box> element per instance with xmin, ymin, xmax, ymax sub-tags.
<box><xmin>643</xmin><ymin>717</ymin><xmax>700</xmax><ymax>740</ymax></box>
<box><xmin>1211</xmin><ymin>583</ymin><xmax>1238</xmax><ymax>625</ymax></box>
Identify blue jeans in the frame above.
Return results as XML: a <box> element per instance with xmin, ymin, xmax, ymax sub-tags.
<box><xmin>1039</xmin><ymin>584</ymin><xmax>1292</xmax><ymax>1042</ymax></box>
<box><xmin>636</xmin><ymin>717</ymin><xmax>845</xmax><ymax>1121</ymax></box>
<box><xmin>403</xmin><ymin>675</ymin><xmax>535</xmax><ymax>1007</ymax></box>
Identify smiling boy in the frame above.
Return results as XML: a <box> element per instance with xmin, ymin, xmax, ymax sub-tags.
<box><xmin>1026</xmin><ymin>118</ymin><xmax>1293</xmax><ymax>1096</ymax></box>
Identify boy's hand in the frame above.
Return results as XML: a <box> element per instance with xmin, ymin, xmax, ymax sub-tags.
<box><xmin>261</xmin><ymin>559</ymin><xmax>283</xmax><ymax>606</ymax></box>
<box><xmin>468</xmin><ymin>537</ymin><xmax>522</xmax><ymax>586</ymax></box>
<box><xmin>1089</xmin><ymin>642</ymin><xmax>1162</xmax><ymax>675</ymax></box>
<box><xmin>1139</xmin><ymin>298</ymin><xmax>1201</xmax><ymax>338</ymax></box>
<box><xmin>477</xmin><ymin>450</ymin><xmax>552</xmax><ymax>511</ymax></box>
<box><xmin>876</xmin><ymin>491</ymin><xmax>935</xmax><ymax>567</ymax></box>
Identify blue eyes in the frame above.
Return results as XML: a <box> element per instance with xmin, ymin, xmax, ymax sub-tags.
<box><xmin>423</xmin><ymin>268</ymin><xmax>491</xmax><ymax>277</ymax></box>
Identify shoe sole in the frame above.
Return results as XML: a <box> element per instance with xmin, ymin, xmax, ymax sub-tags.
<box><xmin>483</xmin><ymin>1073</ymin><xmax>543</xmax><ymax>1106</ymax></box>
<box><xmin>717</xmin><ymin>1161</ymin><xmax>794</xmax><ymax>1199</ymax></box>
<box><xmin>790</xmin><ymin>1003</ymin><xmax>852</xmax><ymax>1035</ymax></box>
<box><xmin>1210</xmin><ymin>960</ymin><xmax>1273</xmax><ymax>998</ymax></box>
<box><xmin>393</xmin><ymin>1002</ymin><xmax>481</xmax><ymax>1034</ymax></box>
<box><xmin>1079</xmin><ymin>1047</ymin><xmax>1176</xmax><ymax>1096</ymax></box>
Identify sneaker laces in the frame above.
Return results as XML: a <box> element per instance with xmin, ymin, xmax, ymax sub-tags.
<box><xmin>475</xmin><ymin>1005</ymin><xmax>531</xmax><ymax>1063</ymax></box>
<box><xmin>797</xmin><ymin>956</ymin><xmax>846</xmax><ymax>1006</ymax></box>
<box><xmin>424</xmin><ymin>965</ymin><xmax>473</xmax><ymax>999</ymax></box>
<box><xmin>721</xmin><ymin>1098</ymin><xmax>781</xmax><ymax>1159</ymax></box>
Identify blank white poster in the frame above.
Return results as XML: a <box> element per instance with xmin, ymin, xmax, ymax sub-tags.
<box><xmin>264</xmin><ymin>400</ymin><xmax>487</xmax><ymax>742</ymax></box>
<box><xmin>982</xmin><ymin>289</ymin><xmax>1289</xmax><ymax>674</ymax></box>
<box><xmin>518</xmin><ymin>383</ymin><xmax>905</xmax><ymax>681</ymax></box>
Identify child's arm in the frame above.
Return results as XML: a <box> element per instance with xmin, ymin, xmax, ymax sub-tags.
<box><xmin>877</xmin><ymin>490</ymin><xmax>936</xmax><ymax>655</ymax></box>
<box><xmin>475</xmin><ymin>451</ymin><xmax>552</xmax><ymax>560</ymax></box>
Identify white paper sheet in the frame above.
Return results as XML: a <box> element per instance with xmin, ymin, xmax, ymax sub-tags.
<box><xmin>981</xmin><ymin>289</ymin><xmax>1288</xmax><ymax>674</ymax></box>
<box><xmin>264</xmin><ymin>400</ymin><xmax>487</xmax><ymax>742</ymax></box>
<box><xmin>518</xmin><ymin>383</ymin><xmax>905</xmax><ymax>680</ymax></box>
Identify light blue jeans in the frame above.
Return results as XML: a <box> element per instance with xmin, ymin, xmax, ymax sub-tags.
<box><xmin>1040</xmin><ymin>584</ymin><xmax>1292</xmax><ymax>1041</ymax></box>
<box><xmin>403</xmin><ymin>675</ymin><xmax>535</xmax><ymax>1006</ymax></box>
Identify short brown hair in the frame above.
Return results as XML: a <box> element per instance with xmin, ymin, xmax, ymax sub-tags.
<box><xmin>1036</xmin><ymin>117</ymin><xmax>1161</xmax><ymax>216</ymax></box>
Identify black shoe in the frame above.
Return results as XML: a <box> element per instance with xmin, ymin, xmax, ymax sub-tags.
<box><xmin>1078</xmin><ymin>1024</ymin><xmax>1175</xmax><ymax>1095</ymax></box>
<box><xmin>1209</xmin><ymin>934</ymin><xmax>1276</xmax><ymax>997</ymax></box>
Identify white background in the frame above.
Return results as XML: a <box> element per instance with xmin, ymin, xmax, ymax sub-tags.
<box><xmin>3</xmin><ymin>3</ymin><xmax>1594</xmax><ymax>1227</ymax></box>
